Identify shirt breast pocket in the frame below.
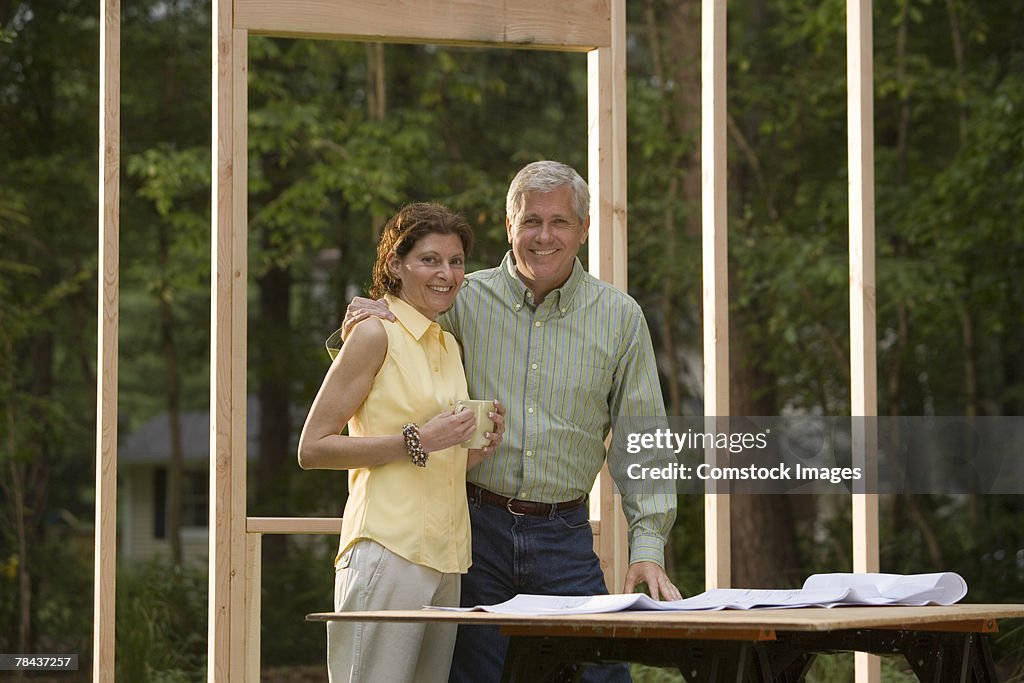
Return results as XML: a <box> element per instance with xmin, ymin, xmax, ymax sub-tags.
<box><xmin>567</xmin><ymin>363</ymin><xmax>614</xmax><ymax>418</ymax></box>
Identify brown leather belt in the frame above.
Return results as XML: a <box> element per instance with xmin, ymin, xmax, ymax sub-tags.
<box><xmin>467</xmin><ymin>482</ymin><xmax>587</xmax><ymax>517</ymax></box>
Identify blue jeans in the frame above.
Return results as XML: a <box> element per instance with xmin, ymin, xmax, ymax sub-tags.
<box><xmin>448</xmin><ymin>489</ymin><xmax>631</xmax><ymax>683</ymax></box>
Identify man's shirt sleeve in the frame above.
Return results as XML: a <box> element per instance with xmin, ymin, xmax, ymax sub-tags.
<box><xmin>607</xmin><ymin>304</ymin><xmax>677</xmax><ymax>568</ymax></box>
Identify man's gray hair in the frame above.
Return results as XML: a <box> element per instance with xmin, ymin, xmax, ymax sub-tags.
<box><xmin>505</xmin><ymin>160</ymin><xmax>590</xmax><ymax>225</ymax></box>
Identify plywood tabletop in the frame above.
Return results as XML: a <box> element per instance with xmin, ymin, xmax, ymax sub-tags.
<box><xmin>307</xmin><ymin>604</ymin><xmax>1024</xmax><ymax>636</ymax></box>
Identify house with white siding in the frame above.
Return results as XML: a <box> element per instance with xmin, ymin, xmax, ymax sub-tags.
<box><xmin>118</xmin><ymin>398</ymin><xmax>260</xmax><ymax>564</ymax></box>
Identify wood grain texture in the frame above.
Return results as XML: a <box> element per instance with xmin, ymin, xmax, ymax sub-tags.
<box><xmin>209</xmin><ymin>1</ymin><xmax>236</xmax><ymax>679</ymax></box>
<box><xmin>701</xmin><ymin>0</ymin><xmax>730</xmax><ymax>590</ymax></box>
<box><xmin>93</xmin><ymin>1</ymin><xmax>120</xmax><ymax>680</ymax></box>
<box><xmin>586</xmin><ymin>0</ymin><xmax>629</xmax><ymax>595</ymax></box>
<box><xmin>235</xmin><ymin>0</ymin><xmax>610</xmax><ymax>50</ymax></box>
<box><xmin>847</xmin><ymin>0</ymin><xmax>878</xmax><ymax>679</ymax></box>
<box><xmin>305</xmin><ymin>604</ymin><xmax>1024</xmax><ymax>632</ymax></box>
<box><xmin>847</xmin><ymin>0</ymin><xmax>877</xmax><ymax>422</ymax></box>
<box><xmin>587</xmin><ymin>47</ymin><xmax>614</xmax><ymax>285</ymax></box>
<box><xmin>247</xmin><ymin>517</ymin><xmax>344</xmax><ymax>534</ymax></box>
<box><xmin>228</xmin><ymin>29</ymin><xmax>250</xmax><ymax>681</ymax></box>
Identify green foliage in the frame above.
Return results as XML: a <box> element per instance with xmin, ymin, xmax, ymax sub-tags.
<box><xmin>2</xmin><ymin>0</ymin><xmax>1022</xmax><ymax>675</ymax></box>
<box><xmin>260</xmin><ymin>537</ymin><xmax>338</xmax><ymax>666</ymax></box>
<box><xmin>115</xmin><ymin>560</ymin><xmax>208</xmax><ymax>682</ymax></box>
<box><xmin>112</xmin><ymin>1</ymin><xmax>213</xmax><ymax>430</ymax></box>
<box><xmin>0</xmin><ymin>529</ymin><xmax>93</xmax><ymax>659</ymax></box>
<box><xmin>668</xmin><ymin>495</ymin><xmax>706</xmax><ymax>598</ymax></box>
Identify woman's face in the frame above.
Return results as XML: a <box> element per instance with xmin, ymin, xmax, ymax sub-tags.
<box><xmin>390</xmin><ymin>232</ymin><xmax>466</xmax><ymax>320</ymax></box>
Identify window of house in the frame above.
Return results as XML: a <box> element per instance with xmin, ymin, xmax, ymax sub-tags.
<box><xmin>182</xmin><ymin>470</ymin><xmax>208</xmax><ymax>527</ymax></box>
<box><xmin>153</xmin><ymin>468</ymin><xmax>209</xmax><ymax>538</ymax></box>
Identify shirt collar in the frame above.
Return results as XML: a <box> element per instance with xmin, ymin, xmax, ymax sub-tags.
<box><xmin>385</xmin><ymin>293</ymin><xmax>446</xmax><ymax>349</ymax></box>
<box><xmin>500</xmin><ymin>250</ymin><xmax>583</xmax><ymax>317</ymax></box>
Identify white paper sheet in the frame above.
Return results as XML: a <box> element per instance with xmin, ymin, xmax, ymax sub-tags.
<box><xmin>801</xmin><ymin>572</ymin><xmax>968</xmax><ymax>606</ymax></box>
<box><xmin>428</xmin><ymin>572</ymin><xmax>968</xmax><ymax>614</ymax></box>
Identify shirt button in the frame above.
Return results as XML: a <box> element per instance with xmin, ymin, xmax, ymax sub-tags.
<box><xmin>534</xmin><ymin>321</ymin><xmax>542</xmax><ymax>328</ymax></box>
<box><xmin>526</xmin><ymin>450</ymin><xmax>533</xmax><ymax>457</ymax></box>
<box><xmin>527</xmin><ymin>407</ymin><xmax>534</xmax><ymax>414</ymax></box>
<box><xmin>560</xmin><ymin>308</ymin><xmax>566</xmax><ymax>314</ymax></box>
<box><xmin>515</xmin><ymin>304</ymin><xmax>522</xmax><ymax>310</ymax></box>
<box><xmin>520</xmin><ymin>491</ymin><xmax>527</xmax><ymax>497</ymax></box>
<box><xmin>531</xmin><ymin>363</ymin><xmax>538</xmax><ymax>370</ymax></box>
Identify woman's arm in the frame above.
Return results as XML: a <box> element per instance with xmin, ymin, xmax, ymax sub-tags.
<box><xmin>297</xmin><ymin>318</ymin><xmax>401</xmax><ymax>470</ymax></box>
<box><xmin>298</xmin><ymin>319</ymin><xmax>478</xmax><ymax>470</ymax></box>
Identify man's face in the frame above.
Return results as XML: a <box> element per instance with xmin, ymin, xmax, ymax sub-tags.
<box><xmin>506</xmin><ymin>184</ymin><xmax>590</xmax><ymax>300</ymax></box>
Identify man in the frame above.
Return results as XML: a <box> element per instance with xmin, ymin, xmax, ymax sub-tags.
<box><xmin>344</xmin><ymin>161</ymin><xmax>679</xmax><ymax>682</ymax></box>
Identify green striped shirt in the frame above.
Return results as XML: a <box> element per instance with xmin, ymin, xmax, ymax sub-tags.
<box><xmin>439</xmin><ymin>251</ymin><xmax>675</xmax><ymax>567</ymax></box>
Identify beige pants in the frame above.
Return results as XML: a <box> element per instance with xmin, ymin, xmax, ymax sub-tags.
<box><xmin>327</xmin><ymin>539</ymin><xmax>460</xmax><ymax>683</ymax></box>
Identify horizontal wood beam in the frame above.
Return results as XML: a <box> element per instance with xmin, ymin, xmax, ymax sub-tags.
<box><xmin>246</xmin><ymin>517</ymin><xmax>600</xmax><ymax>535</ymax></box>
<box><xmin>247</xmin><ymin>517</ymin><xmax>343</xmax><ymax>534</ymax></box>
<box><xmin>234</xmin><ymin>0</ymin><xmax>610</xmax><ymax>50</ymax></box>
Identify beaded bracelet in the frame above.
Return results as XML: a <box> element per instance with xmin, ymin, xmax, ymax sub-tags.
<box><xmin>402</xmin><ymin>423</ymin><xmax>428</xmax><ymax>467</ymax></box>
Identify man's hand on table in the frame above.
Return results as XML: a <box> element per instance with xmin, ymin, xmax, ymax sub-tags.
<box><xmin>624</xmin><ymin>561</ymin><xmax>682</xmax><ymax>601</ymax></box>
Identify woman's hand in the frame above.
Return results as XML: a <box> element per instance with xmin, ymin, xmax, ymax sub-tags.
<box><xmin>418</xmin><ymin>408</ymin><xmax>477</xmax><ymax>453</ymax></box>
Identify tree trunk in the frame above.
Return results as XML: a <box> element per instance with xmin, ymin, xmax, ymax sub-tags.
<box><xmin>257</xmin><ymin>266</ymin><xmax>293</xmax><ymax>509</ymax></box>
<box><xmin>155</xmin><ymin>32</ymin><xmax>186</xmax><ymax>563</ymax></box>
<box><xmin>724</xmin><ymin>0</ymin><xmax>801</xmax><ymax>587</ymax></box>
<box><xmin>902</xmin><ymin>493</ymin><xmax>945</xmax><ymax>568</ymax></box>
<box><xmin>1</xmin><ymin>326</ymin><xmax>57</xmax><ymax>656</ymax></box>
<box><xmin>2</xmin><ymin>385</ymin><xmax>32</xmax><ymax>660</ymax></box>
<box><xmin>959</xmin><ymin>303</ymin><xmax>979</xmax><ymax>528</ymax></box>
<box><xmin>645</xmin><ymin>0</ymin><xmax>703</xmax><ymax>579</ymax></box>
<box><xmin>2</xmin><ymin>333</ymin><xmax>32</xmax><ymax>660</ymax></box>
<box><xmin>644</xmin><ymin>0</ymin><xmax>698</xmax><ymax>417</ymax></box>
<box><xmin>157</xmin><ymin>222</ymin><xmax>184</xmax><ymax>564</ymax></box>
<box><xmin>366</xmin><ymin>43</ymin><xmax>388</xmax><ymax>240</ymax></box>
<box><xmin>729</xmin><ymin>313</ymin><xmax>802</xmax><ymax>587</ymax></box>
<box><xmin>896</xmin><ymin>0</ymin><xmax>911</xmax><ymax>186</ymax></box>
<box><xmin>944</xmin><ymin>0</ymin><xmax>969</xmax><ymax>146</ymax></box>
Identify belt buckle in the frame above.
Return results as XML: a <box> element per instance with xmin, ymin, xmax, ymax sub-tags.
<box><xmin>505</xmin><ymin>497</ymin><xmax>525</xmax><ymax>516</ymax></box>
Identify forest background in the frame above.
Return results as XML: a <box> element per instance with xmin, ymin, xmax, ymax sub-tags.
<box><xmin>1</xmin><ymin>0</ymin><xmax>1022</xmax><ymax>680</ymax></box>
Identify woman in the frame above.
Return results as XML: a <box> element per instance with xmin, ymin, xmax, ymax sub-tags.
<box><xmin>298</xmin><ymin>202</ymin><xmax>505</xmax><ymax>683</ymax></box>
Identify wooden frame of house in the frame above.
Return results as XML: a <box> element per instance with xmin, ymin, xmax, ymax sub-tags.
<box><xmin>95</xmin><ymin>0</ymin><xmax>879</xmax><ymax>681</ymax></box>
